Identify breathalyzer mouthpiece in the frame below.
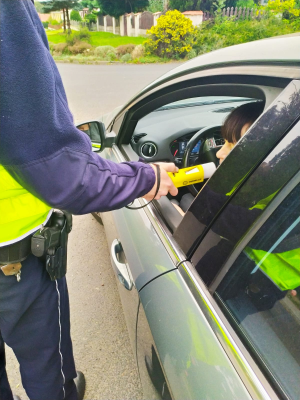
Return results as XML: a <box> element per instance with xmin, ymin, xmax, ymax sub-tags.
<box><xmin>168</xmin><ymin>162</ymin><xmax>216</xmax><ymax>188</ymax></box>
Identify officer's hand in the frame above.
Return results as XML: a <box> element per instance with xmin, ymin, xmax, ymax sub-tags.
<box><xmin>143</xmin><ymin>163</ymin><xmax>179</xmax><ymax>201</ymax></box>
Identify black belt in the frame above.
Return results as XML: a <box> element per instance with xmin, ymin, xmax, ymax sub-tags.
<box><xmin>0</xmin><ymin>235</ymin><xmax>32</xmax><ymax>264</ymax></box>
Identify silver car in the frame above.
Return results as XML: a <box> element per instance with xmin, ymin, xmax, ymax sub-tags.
<box><xmin>79</xmin><ymin>36</ymin><xmax>300</xmax><ymax>400</ymax></box>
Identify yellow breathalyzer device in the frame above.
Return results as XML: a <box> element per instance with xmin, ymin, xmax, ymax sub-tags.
<box><xmin>168</xmin><ymin>162</ymin><xmax>216</xmax><ymax>188</ymax></box>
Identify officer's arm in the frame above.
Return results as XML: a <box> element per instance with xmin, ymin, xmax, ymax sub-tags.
<box><xmin>0</xmin><ymin>0</ymin><xmax>157</xmax><ymax>214</ymax></box>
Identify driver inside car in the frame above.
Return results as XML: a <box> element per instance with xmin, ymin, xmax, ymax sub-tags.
<box><xmin>172</xmin><ymin>101</ymin><xmax>265</xmax><ymax>216</ymax></box>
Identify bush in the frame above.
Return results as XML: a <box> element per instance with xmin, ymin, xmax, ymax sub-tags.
<box><xmin>132</xmin><ymin>44</ymin><xmax>145</xmax><ymax>59</ymax></box>
<box><xmin>116</xmin><ymin>44</ymin><xmax>136</xmax><ymax>57</ymax></box>
<box><xmin>48</xmin><ymin>18</ymin><xmax>60</xmax><ymax>25</ymax></box>
<box><xmin>48</xmin><ymin>42</ymin><xmax>55</xmax><ymax>54</ymax></box>
<box><xmin>105</xmin><ymin>51</ymin><xmax>118</xmax><ymax>61</ymax></box>
<box><xmin>70</xmin><ymin>10</ymin><xmax>82</xmax><ymax>22</ymax></box>
<box><xmin>94</xmin><ymin>45</ymin><xmax>116</xmax><ymax>58</ymax></box>
<box><xmin>267</xmin><ymin>0</ymin><xmax>300</xmax><ymax>17</ymax></box>
<box><xmin>145</xmin><ymin>10</ymin><xmax>197</xmax><ymax>59</ymax></box>
<box><xmin>66</xmin><ymin>28</ymin><xmax>91</xmax><ymax>45</ymax></box>
<box><xmin>84</xmin><ymin>13</ymin><xmax>97</xmax><ymax>24</ymax></box>
<box><xmin>52</xmin><ymin>42</ymin><xmax>68</xmax><ymax>55</ymax></box>
<box><xmin>187</xmin><ymin>49</ymin><xmax>197</xmax><ymax>59</ymax></box>
<box><xmin>42</xmin><ymin>21</ymin><xmax>49</xmax><ymax>29</ymax></box>
<box><xmin>68</xmin><ymin>41</ymin><xmax>92</xmax><ymax>54</ymax></box>
<box><xmin>121</xmin><ymin>53</ymin><xmax>132</xmax><ymax>62</ymax></box>
<box><xmin>193</xmin><ymin>15</ymin><xmax>300</xmax><ymax>55</ymax></box>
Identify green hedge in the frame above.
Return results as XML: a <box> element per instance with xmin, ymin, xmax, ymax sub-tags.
<box><xmin>193</xmin><ymin>15</ymin><xmax>300</xmax><ymax>55</ymax></box>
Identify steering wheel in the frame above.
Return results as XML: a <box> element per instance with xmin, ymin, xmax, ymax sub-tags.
<box><xmin>182</xmin><ymin>125</ymin><xmax>222</xmax><ymax>196</ymax></box>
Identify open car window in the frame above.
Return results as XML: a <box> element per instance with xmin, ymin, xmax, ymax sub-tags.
<box><xmin>174</xmin><ymin>80</ymin><xmax>300</xmax><ymax>255</ymax></box>
<box><xmin>131</xmin><ymin>95</ymin><xmax>257</xmax><ymax>167</ymax></box>
<box><xmin>129</xmin><ymin>94</ymin><xmax>265</xmax><ymax>233</ymax></box>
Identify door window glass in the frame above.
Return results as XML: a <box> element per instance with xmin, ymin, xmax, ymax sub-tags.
<box><xmin>215</xmin><ymin>182</ymin><xmax>300</xmax><ymax>400</ymax></box>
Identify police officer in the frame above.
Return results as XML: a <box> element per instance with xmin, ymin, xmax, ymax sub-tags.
<box><xmin>0</xmin><ymin>1</ymin><xmax>178</xmax><ymax>399</ymax></box>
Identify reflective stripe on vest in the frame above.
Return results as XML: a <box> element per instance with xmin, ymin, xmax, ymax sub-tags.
<box><xmin>0</xmin><ymin>165</ymin><xmax>52</xmax><ymax>247</ymax></box>
<box><xmin>245</xmin><ymin>247</ymin><xmax>300</xmax><ymax>291</ymax></box>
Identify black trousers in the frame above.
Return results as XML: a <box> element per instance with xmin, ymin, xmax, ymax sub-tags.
<box><xmin>0</xmin><ymin>255</ymin><xmax>77</xmax><ymax>400</ymax></box>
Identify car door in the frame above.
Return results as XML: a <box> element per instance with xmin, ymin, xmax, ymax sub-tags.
<box><xmin>135</xmin><ymin>112</ymin><xmax>300</xmax><ymax>399</ymax></box>
<box><xmin>99</xmin><ymin>76</ymin><xmax>300</xmax><ymax>397</ymax></box>
<box><xmin>100</xmin><ymin>145</ymin><xmax>184</xmax><ymax>356</ymax></box>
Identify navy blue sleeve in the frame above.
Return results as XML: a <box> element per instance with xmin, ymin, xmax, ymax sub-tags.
<box><xmin>0</xmin><ymin>0</ymin><xmax>155</xmax><ymax>214</ymax></box>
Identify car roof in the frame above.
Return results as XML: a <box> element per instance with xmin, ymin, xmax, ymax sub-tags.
<box><xmin>144</xmin><ymin>36</ymin><xmax>300</xmax><ymax>92</ymax></box>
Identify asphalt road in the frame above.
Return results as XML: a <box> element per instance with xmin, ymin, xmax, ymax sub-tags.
<box><xmin>6</xmin><ymin>63</ymin><xmax>180</xmax><ymax>400</ymax></box>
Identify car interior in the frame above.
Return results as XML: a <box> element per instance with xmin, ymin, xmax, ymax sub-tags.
<box><xmin>123</xmin><ymin>78</ymin><xmax>287</xmax><ymax>232</ymax></box>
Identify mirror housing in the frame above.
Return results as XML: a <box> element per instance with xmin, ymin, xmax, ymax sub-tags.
<box><xmin>77</xmin><ymin>121</ymin><xmax>105</xmax><ymax>152</ymax></box>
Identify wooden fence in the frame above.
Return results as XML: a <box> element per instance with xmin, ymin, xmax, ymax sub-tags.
<box><xmin>139</xmin><ymin>11</ymin><xmax>154</xmax><ymax>29</ymax></box>
<box><xmin>203</xmin><ymin>7</ymin><xmax>266</xmax><ymax>20</ymax></box>
<box><xmin>203</xmin><ymin>12</ymin><xmax>211</xmax><ymax>21</ymax></box>
<box><xmin>106</xmin><ymin>15</ymin><xmax>113</xmax><ymax>27</ymax></box>
<box><xmin>223</xmin><ymin>7</ymin><xmax>266</xmax><ymax>19</ymax></box>
<box><xmin>70</xmin><ymin>7</ymin><xmax>267</xmax><ymax>36</ymax></box>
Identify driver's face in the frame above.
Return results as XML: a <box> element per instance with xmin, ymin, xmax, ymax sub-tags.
<box><xmin>216</xmin><ymin>140</ymin><xmax>235</xmax><ymax>164</ymax></box>
<box><xmin>216</xmin><ymin>123</ymin><xmax>251</xmax><ymax>164</ymax></box>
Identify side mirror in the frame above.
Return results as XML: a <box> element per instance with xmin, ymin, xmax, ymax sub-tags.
<box><xmin>77</xmin><ymin>121</ymin><xmax>105</xmax><ymax>152</ymax></box>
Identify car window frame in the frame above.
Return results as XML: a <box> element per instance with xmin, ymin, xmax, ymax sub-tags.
<box><xmin>113</xmin><ymin>74</ymin><xmax>288</xmax><ymax>148</ymax></box>
<box><xmin>107</xmin><ymin>64</ymin><xmax>299</xmax><ymax>136</ymax></box>
<box><xmin>178</xmin><ymin>121</ymin><xmax>300</xmax><ymax>399</ymax></box>
<box><xmin>188</xmin><ymin>118</ymin><xmax>300</xmax><ymax>289</ymax></box>
<box><xmin>108</xmin><ymin>79</ymin><xmax>300</xmax><ymax>269</ymax></box>
<box><xmin>174</xmin><ymin>79</ymin><xmax>300</xmax><ymax>257</ymax></box>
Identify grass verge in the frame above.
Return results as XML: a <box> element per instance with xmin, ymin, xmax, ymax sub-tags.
<box><xmin>46</xmin><ymin>29</ymin><xmax>145</xmax><ymax>47</ymax></box>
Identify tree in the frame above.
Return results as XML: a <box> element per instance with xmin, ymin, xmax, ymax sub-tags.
<box><xmin>70</xmin><ymin>9</ymin><xmax>82</xmax><ymax>21</ymax></box>
<box><xmin>95</xmin><ymin>0</ymin><xmax>149</xmax><ymax>18</ymax></box>
<box><xmin>42</xmin><ymin>1</ymin><xmax>80</xmax><ymax>32</ymax></box>
<box><xmin>236</xmin><ymin>0</ymin><xmax>256</xmax><ymax>7</ymax></box>
<box><xmin>147</xmin><ymin>0</ymin><xmax>164</xmax><ymax>12</ymax></box>
<box><xmin>169</xmin><ymin>0</ymin><xmax>202</xmax><ymax>12</ymax></box>
<box><xmin>34</xmin><ymin>1</ymin><xmax>44</xmax><ymax>13</ymax></box>
<box><xmin>81</xmin><ymin>0</ymin><xmax>100</xmax><ymax>10</ymax></box>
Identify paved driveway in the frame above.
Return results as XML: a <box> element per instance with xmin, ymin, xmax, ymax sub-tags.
<box><xmin>6</xmin><ymin>62</ymin><xmax>180</xmax><ymax>400</ymax></box>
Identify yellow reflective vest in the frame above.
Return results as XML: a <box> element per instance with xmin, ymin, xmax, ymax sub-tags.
<box><xmin>245</xmin><ymin>247</ymin><xmax>300</xmax><ymax>291</ymax></box>
<box><xmin>0</xmin><ymin>165</ymin><xmax>52</xmax><ymax>246</ymax></box>
<box><xmin>226</xmin><ymin>183</ymin><xmax>299</xmax><ymax>291</ymax></box>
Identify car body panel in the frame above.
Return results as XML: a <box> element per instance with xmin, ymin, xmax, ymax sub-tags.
<box><xmin>137</xmin><ymin>268</ymin><xmax>253</xmax><ymax>400</ymax></box>
<box><xmin>101</xmin><ymin>209</ymin><xmax>140</xmax><ymax>354</ymax></box>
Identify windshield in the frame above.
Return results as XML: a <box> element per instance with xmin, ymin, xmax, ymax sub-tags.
<box><xmin>157</xmin><ymin>96</ymin><xmax>255</xmax><ymax>111</ymax></box>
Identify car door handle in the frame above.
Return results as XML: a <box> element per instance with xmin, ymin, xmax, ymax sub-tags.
<box><xmin>111</xmin><ymin>239</ymin><xmax>133</xmax><ymax>291</ymax></box>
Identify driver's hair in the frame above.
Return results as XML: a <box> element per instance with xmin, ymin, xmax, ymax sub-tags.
<box><xmin>222</xmin><ymin>101</ymin><xmax>264</xmax><ymax>144</ymax></box>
